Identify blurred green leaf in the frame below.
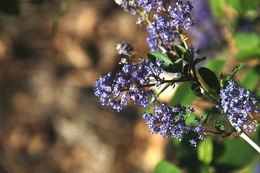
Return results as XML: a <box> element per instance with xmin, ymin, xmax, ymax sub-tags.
<box><xmin>234</xmin><ymin>33</ymin><xmax>260</xmax><ymax>60</ymax></box>
<box><xmin>198</xmin><ymin>137</ymin><xmax>213</xmax><ymax>164</ymax></box>
<box><xmin>226</xmin><ymin>0</ymin><xmax>242</xmax><ymax>14</ymax></box>
<box><xmin>170</xmin><ymin>82</ymin><xmax>196</xmax><ymax>106</ymax></box>
<box><xmin>241</xmin><ymin>66</ymin><xmax>259</xmax><ymax>90</ymax></box>
<box><xmin>0</xmin><ymin>0</ymin><xmax>20</xmax><ymax>15</ymax></box>
<box><xmin>199</xmin><ymin>164</ymin><xmax>211</xmax><ymax>173</ymax></box>
<box><xmin>154</xmin><ymin>160</ymin><xmax>181</xmax><ymax>173</ymax></box>
<box><xmin>214</xmin><ymin>138</ymin><xmax>258</xmax><ymax>167</ymax></box>
<box><xmin>204</xmin><ymin>59</ymin><xmax>225</xmax><ymax>73</ymax></box>
<box><xmin>227</xmin><ymin>0</ymin><xmax>259</xmax><ymax>15</ymax></box>
<box><xmin>209</xmin><ymin>0</ymin><xmax>225</xmax><ymax>18</ymax></box>
<box><xmin>240</xmin><ymin>0</ymin><xmax>260</xmax><ymax>15</ymax></box>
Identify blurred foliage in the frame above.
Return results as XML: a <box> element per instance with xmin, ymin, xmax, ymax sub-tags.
<box><xmin>234</xmin><ymin>33</ymin><xmax>260</xmax><ymax>60</ymax></box>
<box><xmin>0</xmin><ymin>0</ymin><xmax>21</xmax><ymax>15</ymax></box>
<box><xmin>154</xmin><ymin>160</ymin><xmax>181</xmax><ymax>173</ymax></box>
<box><xmin>198</xmin><ymin>137</ymin><xmax>213</xmax><ymax>165</ymax></box>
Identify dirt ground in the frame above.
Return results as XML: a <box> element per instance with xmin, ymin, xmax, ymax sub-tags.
<box><xmin>0</xmin><ymin>1</ymin><xmax>172</xmax><ymax>173</ymax></box>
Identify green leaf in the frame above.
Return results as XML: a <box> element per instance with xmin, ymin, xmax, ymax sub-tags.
<box><xmin>170</xmin><ymin>82</ymin><xmax>197</xmax><ymax>107</ymax></box>
<box><xmin>204</xmin><ymin>59</ymin><xmax>225</xmax><ymax>73</ymax></box>
<box><xmin>241</xmin><ymin>66</ymin><xmax>259</xmax><ymax>90</ymax></box>
<box><xmin>198</xmin><ymin>67</ymin><xmax>220</xmax><ymax>95</ymax></box>
<box><xmin>174</xmin><ymin>45</ymin><xmax>187</xmax><ymax>59</ymax></box>
<box><xmin>154</xmin><ymin>160</ymin><xmax>181</xmax><ymax>173</ymax></box>
<box><xmin>234</xmin><ymin>33</ymin><xmax>260</xmax><ymax>60</ymax></box>
<box><xmin>148</xmin><ymin>51</ymin><xmax>174</xmax><ymax>66</ymax></box>
<box><xmin>147</xmin><ymin>51</ymin><xmax>182</xmax><ymax>73</ymax></box>
<box><xmin>198</xmin><ymin>137</ymin><xmax>213</xmax><ymax>164</ymax></box>
<box><xmin>214</xmin><ymin>138</ymin><xmax>258</xmax><ymax>167</ymax></box>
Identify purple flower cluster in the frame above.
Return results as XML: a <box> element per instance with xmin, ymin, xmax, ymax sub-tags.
<box><xmin>142</xmin><ymin>104</ymin><xmax>206</xmax><ymax>146</ymax></box>
<box><xmin>94</xmin><ymin>60</ymin><xmax>164</xmax><ymax>112</ymax></box>
<box><xmin>146</xmin><ymin>1</ymin><xmax>193</xmax><ymax>50</ymax></box>
<box><xmin>95</xmin><ymin>0</ymin><xmax>207</xmax><ymax>146</ymax></box>
<box><xmin>115</xmin><ymin>0</ymin><xmax>193</xmax><ymax>50</ymax></box>
<box><xmin>220</xmin><ymin>80</ymin><xmax>259</xmax><ymax>132</ymax></box>
<box><xmin>115</xmin><ymin>0</ymin><xmax>164</xmax><ymax>13</ymax></box>
<box><xmin>146</xmin><ymin>14</ymin><xmax>179</xmax><ymax>50</ymax></box>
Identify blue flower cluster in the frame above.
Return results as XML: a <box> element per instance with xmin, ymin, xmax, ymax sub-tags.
<box><xmin>143</xmin><ymin>104</ymin><xmax>206</xmax><ymax>146</ymax></box>
<box><xmin>146</xmin><ymin>14</ymin><xmax>179</xmax><ymax>50</ymax></box>
<box><xmin>115</xmin><ymin>0</ymin><xmax>193</xmax><ymax>50</ymax></box>
<box><xmin>115</xmin><ymin>0</ymin><xmax>164</xmax><ymax>14</ymax></box>
<box><xmin>220</xmin><ymin>80</ymin><xmax>259</xmax><ymax>132</ymax></box>
<box><xmin>94</xmin><ymin>59</ymin><xmax>164</xmax><ymax>112</ymax></box>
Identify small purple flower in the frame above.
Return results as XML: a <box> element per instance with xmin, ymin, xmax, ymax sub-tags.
<box><xmin>220</xmin><ymin>80</ymin><xmax>259</xmax><ymax>132</ymax></box>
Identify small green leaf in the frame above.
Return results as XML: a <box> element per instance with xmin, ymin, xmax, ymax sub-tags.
<box><xmin>198</xmin><ymin>137</ymin><xmax>213</xmax><ymax>164</ymax></box>
<box><xmin>215</xmin><ymin>121</ymin><xmax>225</xmax><ymax>133</ymax></box>
<box><xmin>225</xmin><ymin>64</ymin><xmax>244</xmax><ymax>82</ymax></box>
<box><xmin>198</xmin><ymin>67</ymin><xmax>220</xmax><ymax>95</ymax></box>
<box><xmin>154</xmin><ymin>160</ymin><xmax>181</xmax><ymax>173</ymax></box>
<box><xmin>147</xmin><ymin>51</ymin><xmax>182</xmax><ymax>73</ymax></box>
<box><xmin>148</xmin><ymin>51</ymin><xmax>173</xmax><ymax>66</ymax></box>
<box><xmin>174</xmin><ymin>45</ymin><xmax>187</xmax><ymax>59</ymax></box>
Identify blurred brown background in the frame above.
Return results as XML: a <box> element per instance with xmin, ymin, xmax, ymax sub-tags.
<box><xmin>0</xmin><ymin>0</ymin><xmax>171</xmax><ymax>173</ymax></box>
